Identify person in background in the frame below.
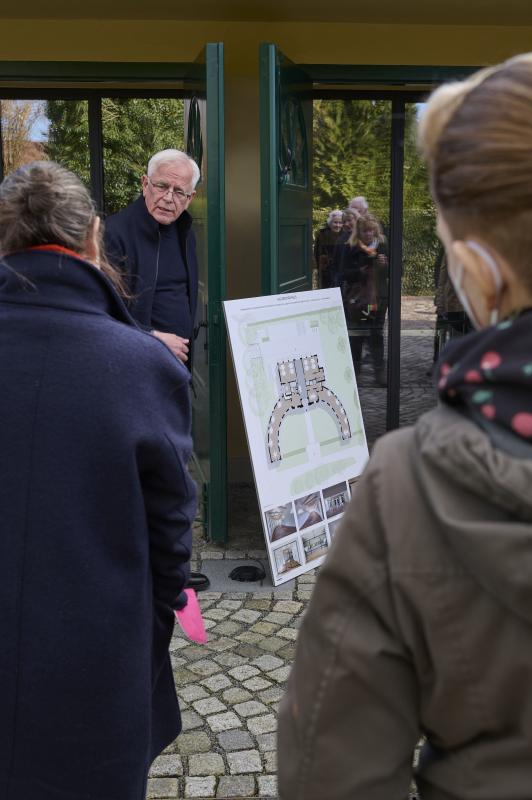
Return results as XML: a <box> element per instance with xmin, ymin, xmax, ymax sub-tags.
<box><xmin>314</xmin><ymin>209</ymin><xmax>343</xmax><ymax>288</ymax></box>
<box><xmin>348</xmin><ymin>194</ymin><xmax>369</xmax><ymax>217</ymax></box>
<box><xmin>105</xmin><ymin>148</ymin><xmax>200</xmax><ymax>365</ymax></box>
<box><xmin>0</xmin><ymin>161</ymin><xmax>196</xmax><ymax>800</ymax></box>
<box><xmin>339</xmin><ymin>214</ymin><xmax>388</xmax><ymax>385</ymax></box>
<box><xmin>278</xmin><ymin>52</ymin><xmax>532</xmax><ymax>799</ymax></box>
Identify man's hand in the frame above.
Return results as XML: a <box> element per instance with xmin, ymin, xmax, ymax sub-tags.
<box><xmin>152</xmin><ymin>330</ymin><xmax>189</xmax><ymax>363</ymax></box>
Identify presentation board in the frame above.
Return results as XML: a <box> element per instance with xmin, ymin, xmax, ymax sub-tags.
<box><xmin>224</xmin><ymin>288</ymin><xmax>369</xmax><ymax>585</ymax></box>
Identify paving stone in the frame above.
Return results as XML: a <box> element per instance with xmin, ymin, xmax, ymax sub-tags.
<box><xmin>249</xmin><ymin>621</ymin><xmax>279</xmax><ymax>635</ymax></box>
<box><xmin>232</xmin><ymin>608</ymin><xmax>262</xmax><ymax>624</ymax></box>
<box><xmin>146</xmin><ymin>777</ymin><xmax>179</xmax><ymax>798</ymax></box>
<box><xmin>189</xmin><ymin>753</ymin><xmax>225</xmax><ymax>776</ymax></box>
<box><xmin>214</xmin><ymin>621</ymin><xmax>243</xmax><ymax>636</ymax></box>
<box><xmin>203</xmin><ymin>619</ymin><xmax>217</xmax><ymax>631</ymax></box>
<box><xmin>219</xmin><ymin>599</ymin><xmax>244</xmax><ymax>610</ymax></box>
<box><xmin>214</xmin><ymin>652</ymin><xmax>247</xmax><ymax>668</ymax></box>
<box><xmin>256</xmin><ymin>732</ymin><xmax>277</xmax><ymax>752</ymax></box>
<box><xmin>201</xmin><ymin>673</ymin><xmax>232</xmax><ymax>692</ymax></box>
<box><xmin>184</xmin><ymin>645</ymin><xmax>213</xmax><ymax>662</ymax></box>
<box><xmin>258</xmin><ymin>775</ymin><xmax>278</xmax><ymax>797</ymax></box>
<box><xmin>264</xmin><ymin>750</ymin><xmax>277</xmax><ymax>772</ymax></box>
<box><xmin>177</xmin><ymin>684</ymin><xmax>209</xmax><ymax>703</ymax></box>
<box><xmin>235</xmin><ymin>631</ymin><xmax>264</xmax><ymax>645</ymax></box>
<box><xmin>217</xmin><ymin>729</ymin><xmax>254</xmax><ymax>752</ymax></box>
<box><xmin>189</xmin><ymin>659</ymin><xmax>220</xmax><ymax>677</ymax></box>
<box><xmin>273</xmin><ymin>589</ymin><xmax>294</xmax><ymax>599</ymax></box>
<box><xmin>173</xmin><ymin>667</ymin><xmax>198</xmax><ymax>685</ymax></box>
<box><xmin>247</xmin><ymin>549</ymin><xmax>268</xmax><ymax>559</ymax></box>
<box><xmin>177</xmin><ymin>731</ymin><xmax>213</xmax><ymax>754</ymax></box>
<box><xmin>170</xmin><ymin>636</ymin><xmax>190</xmax><ymax>651</ymax></box>
<box><xmin>246</xmin><ymin>714</ymin><xmax>277</xmax><ymax>736</ymax></box>
<box><xmin>258</xmin><ymin>636</ymin><xmax>286</xmax><ymax>653</ymax></box>
<box><xmin>243</xmin><ymin>599</ymin><xmax>272</xmax><ymax>611</ymax></box>
<box><xmin>149</xmin><ymin>753</ymin><xmax>183</xmax><ymax>777</ymax></box>
<box><xmin>205</xmin><ymin>636</ymin><xmax>238</xmax><ymax>653</ymax></box>
<box><xmin>216</xmin><ymin>775</ymin><xmax>255</xmax><ymax>798</ymax></box>
<box><xmin>241</xmin><ymin>677</ymin><xmax>272</xmax><ymax>691</ymax></box>
<box><xmin>199</xmin><ymin>592</ymin><xmax>223</xmax><ymax>600</ymax></box>
<box><xmin>235</xmin><ymin>643</ymin><xmax>264</xmax><ymax>659</ymax></box>
<box><xmin>234</xmin><ymin>700</ymin><xmax>270</xmax><ymax>718</ymax></box>
<box><xmin>222</xmin><ymin>686</ymin><xmax>253</xmax><ymax>704</ymax></box>
<box><xmin>184</xmin><ymin>776</ymin><xmax>216</xmax><ymax>798</ymax></box>
<box><xmin>181</xmin><ymin>710</ymin><xmax>204</xmax><ymax>731</ymax></box>
<box><xmin>259</xmin><ymin>686</ymin><xmax>285</xmax><ymax>705</ymax></box>
<box><xmin>203</xmin><ymin>608</ymin><xmax>231</xmax><ymax>621</ymax></box>
<box><xmin>228</xmin><ymin>664</ymin><xmax>260</xmax><ymax>681</ymax></box>
<box><xmin>264</xmin><ymin>612</ymin><xmax>293</xmax><ymax>625</ymax></box>
<box><xmin>296</xmin><ymin>574</ymin><xmax>316</xmax><ymax>584</ymax></box>
<box><xmin>252</xmin><ymin>654</ymin><xmax>284</xmax><ymax>671</ymax></box>
<box><xmin>278</xmin><ymin>644</ymin><xmax>297</xmax><ymax>660</ymax></box>
<box><xmin>193</xmin><ymin>697</ymin><xmax>227</xmax><ymax>716</ymax></box>
<box><xmin>277</xmin><ymin>627</ymin><xmax>298</xmax><ymax>641</ymax></box>
<box><xmin>267</xmin><ymin>665</ymin><xmax>291</xmax><ymax>683</ymax></box>
<box><xmin>227</xmin><ymin>749</ymin><xmax>262</xmax><ymax>774</ymax></box>
<box><xmin>296</xmin><ymin>590</ymin><xmax>313</xmax><ymax>601</ymax></box>
<box><xmin>207</xmin><ymin>711</ymin><xmax>243</xmax><ymax>732</ymax></box>
<box><xmin>252</xmin><ymin>591</ymin><xmax>274</xmax><ymax>600</ymax></box>
<box><xmin>170</xmin><ymin>654</ymin><xmax>186</xmax><ymax>669</ymax></box>
<box><xmin>223</xmin><ymin>550</ymin><xmax>247</xmax><ymax>560</ymax></box>
<box><xmin>273</xmin><ymin>600</ymin><xmax>303</xmax><ymax>614</ymax></box>
<box><xmin>201</xmin><ymin>550</ymin><xmax>224</xmax><ymax>559</ymax></box>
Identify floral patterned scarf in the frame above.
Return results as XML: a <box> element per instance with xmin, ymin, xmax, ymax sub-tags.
<box><xmin>437</xmin><ymin>309</ymin><xmax>532</xmax><ymax>442</ymax></box>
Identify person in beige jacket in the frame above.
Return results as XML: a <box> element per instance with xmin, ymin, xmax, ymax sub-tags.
<box><xmin>278</xmin><ymin>53</ymin><xmax>532</xmax><ymax>800</ymax></box>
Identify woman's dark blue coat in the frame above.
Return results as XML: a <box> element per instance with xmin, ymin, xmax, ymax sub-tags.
<box><xmin>0</xmin><ymin>248</ymin><xmax>196</xmax><ymax>800</ymax></box>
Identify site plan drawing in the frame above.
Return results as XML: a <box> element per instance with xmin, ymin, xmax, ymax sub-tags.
<box><xmin>224</xmin><ymin>288</ymin><xmax>369</xmax><ymax>585</ymax></box>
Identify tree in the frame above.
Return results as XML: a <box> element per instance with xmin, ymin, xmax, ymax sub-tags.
<box><xmin>1</xmin><ymin>99</ymin><xmax>47</xmax><ymax>174</ymax></box>
<box><xmin>46</xmin><ymin>98</ymin><xmax>185</xmax><ymax>214</ymax></box>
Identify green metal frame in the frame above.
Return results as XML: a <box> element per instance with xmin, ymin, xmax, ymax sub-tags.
<box><xmin>205</xmin><ymin>42</ymin><xmax>228</xmax><ymax>542</ymax></box>
<box><xmin>259</xmin><ymin>44</ymin><xmax>279</xmax><ymax>296</ymax></box>
<box><xmin>301</xmin><ymin>64</ymin><xmax>480</xmax><ymax>85</ymax></box>
<box><xmin>0</xmin><ymin>61</ymin><xmax>190</xmax><ymax>83</ymax></box>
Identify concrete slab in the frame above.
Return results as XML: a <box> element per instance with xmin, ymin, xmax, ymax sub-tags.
<box><xmin>200</xmin><ymin>559</ymin><xmax>295</xmax><ymax>594</ymax></box>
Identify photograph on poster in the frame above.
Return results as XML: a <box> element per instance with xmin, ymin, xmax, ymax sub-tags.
<box><xmin>348</xmin><ymin>476</ymin><xmax>360</xmax><ymax>496</ymax></box>
<box><xmin>273</xmin><ymin>540</ymin><xmax>302</xmax><ymax>577</ymax></box>
<box><xmin>301</xmin><ymin>527</ymin><xmax>329</xmax><ymax>563</ymax></box>
<box><xmin>224</xmin><ymin>289</ymin><xmax>369</xmax><ymax>585</ymax></box>
<box><xmin>294</xmin><ymin>492</ymin><xmax>324</xmax><ymax>530</ymax></box>
<box><xmin>322</xmin><ymin>481</ymin><xmax>350</xmax><ymax>519</ymax></box>
<box><xmin>264</xmin><ymin>503</ymin><xmax>297</xmax><ymax>543</ymax></box>
<box><xmin>328</xmin><ymin>517</ymin><xmax>344</xmax><ymax>539</ymax></box>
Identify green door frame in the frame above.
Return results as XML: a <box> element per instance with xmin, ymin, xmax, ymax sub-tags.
<box><xmin>0</xmin><ymin>54</ymin><xmax>228</xmax><ymax>542</ymax></box>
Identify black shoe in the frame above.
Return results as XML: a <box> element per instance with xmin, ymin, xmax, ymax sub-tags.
<box><xmin>186</xmin><ymin>571</ymin><xmax>211</xmax><ymax>592</ymax></box>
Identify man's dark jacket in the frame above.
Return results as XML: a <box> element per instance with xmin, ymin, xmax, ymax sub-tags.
<box><xmin>104</xmin><ymin>195</ymin><xmax>199</xmax><ymax>336</ymax></box>
<box><xmin>0</xmin><ymin>248</ymin><xmax>196</xmax><ymax>800</ymax></box>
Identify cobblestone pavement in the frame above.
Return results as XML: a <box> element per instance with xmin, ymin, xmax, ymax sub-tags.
<box><xmin>147</xmin><ymin>544</ymin><xmax>313</xmax><ymax>800</ymax></box>
<box><xmin>147</xmin><ymin>297</ymin><xmax>440</xmax><ymax>798</ymax></box>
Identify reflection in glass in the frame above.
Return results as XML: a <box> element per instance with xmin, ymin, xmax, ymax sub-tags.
<box><xmin>400</xmin><ymin>103</ymin><xmax>470</xmax><ymax>428</ymax></box>
<box><xmin>313</xmin><ymin>99</ymin><xmax>391</xmax><ymax>447</ymax></box>
<box><xmin>0</xmin><ymin>99</ymin><xmax>49</xmax><ymax>175</ymax></box>
<box><xmin>102</xmin><ymin>98</ymin><xmax>185</xmax><ymax>215</ymax></box>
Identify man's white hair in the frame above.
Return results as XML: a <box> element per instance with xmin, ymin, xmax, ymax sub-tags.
<box><xmin>147</xmin><ymin>149</ymin><xmax>201</xmax><ymax>189</ymax></box>
<box><xmin>349</xmin><ymin>195</ymin><xmax>369</xmax><ymax>212</ymax></box>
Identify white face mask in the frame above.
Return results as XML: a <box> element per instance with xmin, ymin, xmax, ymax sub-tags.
<box><xmin>449</xmin><ymin>240</ymin><xmax>503</xmax><ymax>330</ymax></box>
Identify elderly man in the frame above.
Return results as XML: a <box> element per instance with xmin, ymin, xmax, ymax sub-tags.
<box><xmin>105</xmin><ymin>148</ymin><xmax>200</xmax><ymax>364</ymax></box>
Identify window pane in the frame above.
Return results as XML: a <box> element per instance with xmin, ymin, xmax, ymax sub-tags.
<box><xmin>101</xmin><ymin>97</ymin><xmax>185</xmax><ymax>215</ymax></box>
<box><xmin>313</xmin><ymin>98</ymin><xmax>391</xmax><ymax>447</ymax></box>
<box><xmin>45</xmin><ymin>100</ymin><xmax>90</xmax><ymax>190</ymax></box>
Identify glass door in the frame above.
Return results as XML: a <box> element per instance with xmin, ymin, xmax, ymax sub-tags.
<box><xmin>185</xmin><ymin>43</ymin><xmax>227</xmax><ymax>542</ymax></box>
<box><xmin>260</xmin><ymin>43</ymin><xmax>313</xmax><ymax>295</ymax></box>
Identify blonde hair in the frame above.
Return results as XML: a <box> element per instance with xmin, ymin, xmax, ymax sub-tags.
<box><xmin>348</xmin><ymin>214</ymin><xmax>383</xmax><ymax>249</ymax></box>
<box><xmin>418</xmin><ymin>53</ymin><xmax>532</xmax><ymax>290</ymax></box>
<box><xmin>0</xmin><ymin>161</ymin><xmax>128</xmax><ymax>296</ymax></box>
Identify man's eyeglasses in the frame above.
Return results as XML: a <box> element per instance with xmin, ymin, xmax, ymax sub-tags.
<box><xmin>148</xmin><ymin>178</ymin><xmax>193</xmax><ymax>201</ymax></box>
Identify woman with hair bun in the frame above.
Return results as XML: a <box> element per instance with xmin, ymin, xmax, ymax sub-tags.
<box><xmin>279</xmin><ymin>54</ymin><xmax>532</xmax><ymax>800</ymax></box>
<box><xmin>0</xmin><ymin>161</ymin><xmax>195</xmax><ymax>799</ymax></box>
